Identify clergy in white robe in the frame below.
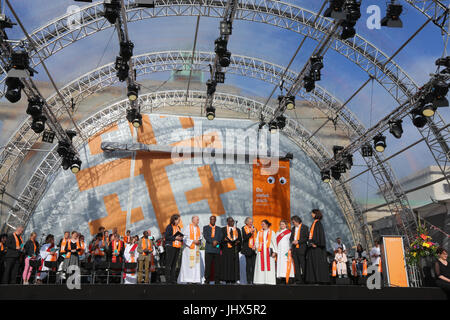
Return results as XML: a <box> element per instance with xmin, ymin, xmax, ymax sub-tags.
<box><xmin>123</xmin><ymin>241</ymin><xmax>139</xmax><ymax>284</ymax></box>
<box><xmin>178</xmin><ymin>216</ymin><xmax>204</xmax><ymax>284</ymax></box>
<box><xmin>36</xmin><ymin>235</ymin><xmax>58</xmax><ymax>282</ymax></box>
<box><xmin>275</xmin><ymin>221</ymin><xmax>294</xmax><ymax>281</ymax></box>
<box><xmin>253</xmin><ymin>220</ymin><xmax>277</xmax><ymax>285</ymax></box>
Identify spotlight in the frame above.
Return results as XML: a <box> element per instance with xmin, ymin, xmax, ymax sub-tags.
<box><xmin>310</xmin><ymin>56</ymin><xmax>324</xmax><ymax>81</ymax></box>
<box><xmin>126</xmin><ymin>108</ymin><xmax>142</xmax><ymax>128</ymax></box>
<box><xmin>411</xmin><ymin>108</ymin><xmax>428</xmax><ymax>128</ymax></box>
<box><xmin>215</xmin><ymin>71</ymin><xmax>225</xmax><ymax>84</ymax></box>
<box><xmin>373</xmin><ymin>134</ymin><xmax>386</xmax><ymax>152</ymax></box>
<box><xmin>421</xmin><ymin>103</ymin><xmax>437</xmax><ymax>117</ymax></box>
<box><xmin>340</xmin><ymin>20</ymin><xmax>356</xmax><ymax>40</ymax></box>
<box><xmin>276</xmin><ymin>115</ymin><xmax>286</xmax><ymax>130</ymax></box>
<box><xmin>42</xmin><ymin>130</ymin><xmax>56</xmax><ymax>144</ymax></box>
<box><xmin>7</xmin><ymin>51</ymin><xmax>35</xmax><ymax>78</ymax></box>
<box><xmin>61</xmin><ymin>154</ymin><xmax>73</xmax><ymax>171</ymax></box>
<box><xmin>342</xmin><ymin>154</ymin><xmax>353</xmax><ymax>170</ymax></box>
<box><xmin>381</xmin><ymin>1</ymin><xmax>403</xmax><ymax>28</ymax></box>
<box><xmin>284</xmin><ymin>95</ymin><xmax>296</xmax><ymax>110</ymax></box>
<box><xmin>65</xmin><ymin>130</ymin><xmax>77</xmax><ymax>142</ymax></box>
<box><xmin>269</xmin><ymin>120</ymin><xmax>278</xmax><ymax>134</ymax></box>
<box><xmin>430</xmin><ymin>79</ymin><xmax>449</xmax><ymax>108</ymax></box>
<box><xmin>214</xmin><ymin>38</ymin><xmax>228</xmax><ymax>56</ymax></box>
<box><xmin>333</xmin><ymin>145</ymin><xmax>344</xmax><ymax>159</ymax></box>
<box><xmin>361</xmin><ymin>143</ymin><xmax>373</xmax><ymax>157</ymax></box>
<box><xmin>70</xmin><ymin>157</ymin><xmax>82</xmax><ymax>174</ymax></box>
<box><xmin>26</xmin><ymin>97</ymin><xmax>44</xmax><ymax>117</ymax></box>
<box><xmin>103</xmin><ymin>0</ymin><xmax>121</xmax><ymax>24</ymax></box>
<box><xmin>321</xmin><ymin>170</ymin><xmax>331</xmax><ymax>183</ymax></box>
<box><xmin>115</xmin><ymin>56</ymin><xmax>129</xmax><ymax>81</ymax></box>
<box><xmin>206</xmin><ymin>106</ymin><xmax>216</xmax><ymax>120</ymax></box>
<box><xmin>220</xmin><ymin>20</ymin><xmax>232</xmax><ymax>36</ymax></box>
<box><xmin>344</xmin><ymin>0</ymin><xmax>362</xmax><ymax>22</ymax></box>
<box><xmin>31</xmin><ymin>115</ymin><xmax>47</xmax><ymax>134</ymax></box>
<box><xmin>206</xmin><ymin>80</ymin><xmax>217</xmax><ymax>96</ymax></box>
<box><xmin>303</xmin><ymin>76</ymin><xmax>315</xmax><ymax>92</ymax></box>
<box><xmin>336</xmin><ymin>162</ymin><xmax>347</xmax><ymax>174</ymax></box>
<box><xmin>388</xmin><ymin>119</ymin><xmax>403</xmax><ymax>139</ymax></box>
<box><xmin>127</xmin><ymin>83</ymin><xmax>139</xmax><ymax>101</ymax></box>
<box><xmin>219</xmin><ymin>51</ymin><xmax>231</xmax><ymax>68</ymax></box>
<box><xmin>324</xmin><ymin>0</ymin><xmax>346</xmax><ymax>20</ymax></box>
<box><xmin>331</xmin><ymin>165</ymin><xmax>342</xmax><ymax>180</ymax></box>
<box><xmin>5</xmin><ymin>77</ymin><xmax>24</xmax><ymax>103</ymax></box>
<box><xmin>0</xmin><ymin>14</ymin><xmax>16</xmax><ymax>30</ymax></box>
<box><xmin>120</xmin><ymin>41</ymin><xmax>134</xmax><ymax>61</ymax></box>
<box><xmin>435</xmin><ymin>56</ymin><xmax>450</xmax><ymax>69</ymax></box>
<box><xmin>57</xmin><ymin>141</ymin><xmax>71</xmax><ymax>157</ymax></box>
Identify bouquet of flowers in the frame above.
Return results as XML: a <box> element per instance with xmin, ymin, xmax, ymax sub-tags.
<box><xmin>406</xmin><ymin>221</ymin><xmax>439</xmax><ymax>265</ymax></box>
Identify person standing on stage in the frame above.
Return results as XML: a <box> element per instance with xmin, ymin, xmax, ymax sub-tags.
<box><xmin>203</xmin><ymin>215</ymin><xmax>223</xmax><ymax>284</ymax></box>
<box><xmin>123</xmin><ymin>236</ymin><xmax>139</xmax><ymax>284</ymax></box>
<box><xmin>0</xmin><ymin>234</ymin><xmax>7</xmax><ymax>280</ymax></box>
<box><xmin>1</xmin><ymin>226</ymin><xmax>24</xmax><ymax>284</ymax></box>
<box><xmin>305</xmin><ymin>209</ymin><xmax>330</xmax><ymax>284</ymax></box>
<box><xmin>178</xmin><ymin>216</ymin><xmax>203</xmax><ymax>284</ymax></box>
<box><xmin>22</xmin><ymin>231</ymin><xmax>40</xmax><ymax>285</ymax></box>
<box><xmin>36</xmin><ymin>234</ymin><xmax>58</xmax><ymax>284</ymax></box>
<box><xmin>137</xmin><ymin>230</ymin><xmax>153</xmax><ymax>284</ymax></box>
<box><xmin>253</xmin><ymin>220</ymin><xmax>277</xmax><ymax>285</ymax></box>
<box><xmin>78</xmin><ymin>235</ymin><xmax>87</xmax><ymax>262</ymax></box>
<box><xmin>124</xmin><ymin>230</ymin><xmax>131</xmax><ymax>244</ymax></box>
<box><xmin>108</xmin><ymin>233</ymin><xmax>124</xmax><ymax>263</ymax></box>
<box><xmin>332</xmin><ymin>237</ymin><xmax>347</xmax><ymax>254</ymax></box>
<box><xmin>354</xmin><ymin>244</ymin><xmax>368</xmax><ymax>276</ymax></box>
<box><xmin>276</xmin><ymin>220</ymin><xmax>294</xmax><ymax>284</ymax></box>
<box><xmin>290</xmin><ymin>215</ymin><xmax>308</xmax><ymax>284</ymax></box>
<box><xmin>58</xmin><ymin>231</ymin><xmax>70</xmax><ymax>264</ymax></box>
<box><xmin>60</xmin><ymin>231</ymin><xmax>82</xmax><ymax>277</ymax></box>
<box><xmin>370</xmin><ymin>240</ymin><xmax>381</xmax><ymax>267</ymax></box>
<box><xmin>434</xmin><ymin>247</ymin><xmax>450</xmax><ymax>294</ymax></box>
<box><xmin>241</xmin><ymin>217</ymin><xmax>257</xmax><ymax>284</ymax></box>
<box><xmin>220</xmin><ymin>217</ymin><xmax>241</xmax><ymax>284</ymax></box>
<box><xmin>164</xmin><ymin>214</ymin><xmax>183</xmax><ymax>284</ymax></box>
<box><xmin>334</xmin><ymin>247</ymin><xmax>348</xmax><ymax>278</ymax></box>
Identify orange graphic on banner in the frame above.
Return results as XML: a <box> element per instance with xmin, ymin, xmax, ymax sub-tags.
<box><xmin>78</xmin><ymin>114</ymin><xmax>230</xmax><ymax>234</ymax></box>
<box><xmin>88</xmin><ymin>193</ymin><xmax>144</xmax><ymax>236</ymax></box>
<box><xmin>185</xmin><ymin>165</ymin><xmax>237</xmax><ymax>216</ymax></box>
<box><xmin>252</xmin><ymin>159</ymin><xmax>290</xmax><ymax>230</ymax></box>
<box><xmin>88</xmin><ymin>123</ymin><xmax>119</xmax><ymax>155</ymax></box>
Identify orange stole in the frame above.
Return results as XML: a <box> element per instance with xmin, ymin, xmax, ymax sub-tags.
<box><xmin>244</xmin><ymin>225</ymin><xmax>257</xmax><ymax>249</ymax></box>
<box><xmin>309</xmin><ymin>220</ymin><xmax>318</xmax><ymax>240</ymax></box>
<box><xmin>189</xmin><ymin>224</ymin><xmax>201</xmax><ymax>249</ymax></box>
<box><xmin>227</xmin><ymin>227</ymin><xmax>238</xmax><ymax>248</ymax></box>
<box><xmin>172</xmin><ymin>225</ymin><xmax>182</xmax><ymax>248</ymax></box>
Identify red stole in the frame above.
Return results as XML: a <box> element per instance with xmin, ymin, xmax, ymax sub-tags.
<box><xmin>276</xmin><ymin>229</ymin><xmax>290</xmax><ymax>245</ymax></box>
<box><xmin>259</xmin><ymin>230</ymin><xmax>272</xmax><ymax>272</ymax></box>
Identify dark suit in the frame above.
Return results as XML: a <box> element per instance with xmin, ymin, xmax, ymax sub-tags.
<box><xmin>290</xmin><ymin>224</ymin><xmax>309</xmax><ymax>284</ymax></box>
<box><xmin>203</xmin><ymin>225</ymin><xmax>223</xmax><ymax>283</ymax></box>
<box><xmin>1</xmin><ymin>233</ymin><xmax>23</xmax><ymax>284</ymax></box>
<box><xmin>220</xmin><ymin>226</ymin><xmax>241</xmax><ymax>283</ymax></box>
<box><xmin>241</xmin><ymin>226</ymin><xmax>257</xmax><ymax>284</ymax></box>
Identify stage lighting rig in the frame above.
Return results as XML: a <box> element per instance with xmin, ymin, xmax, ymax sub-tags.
<box><xmin>70</xmin><ymin>156</ymin><xmax>82</xmax><ymax>174</ymax></box>
<box><xmin>31</xmin><ymin>115</ymin><xmax>47</xmax><ymax>134</ymax></box>
<box><xmin>7</xmin><ymin>51</ymin><xmax>37</xmax><ymax>78</ymax></box>
<box><xmin>276</xmin><ymin>115</ymin><xmax>286</xmax><ymax>130</ymax></box>
<box><xmin>214</xmin><ymin>38</ymin><xmax>228</xmax><ymax>56</ymax></box>
<box><xmin>115</xmin><ymin>56</ymin><xmax>130</xmax><ymax>82</ymax></box>
<box><xmin>4</xmin><ymin>77</ymin><xmax>24</xmax><ymax>103</ymax></box>
<box><xmin>373</xmin><ymin>134</ymin><xmax>386</xmax><ymax>152</ymax></box>
<box><xmin>321</xmin><ymin>170</ymin><xmax>331</xmax><ymax>183</ymax></box>
<box><xmin>42</xmin><ymin>130</ymin><xmax>56</xmax><ymax>144</ymax></box>
<box><xmin>309</xmin><ymin>56</ymin><xmax>324</xmax><ymax>81</ymax></box>
<box><xmin>333</xmin><ymin>145</ymin><xmax>345</xmax><ymax>159</ymax></box>
<box><xmin>26</xmin><ymin>97</ymin><xmax>47</xmax><ymax>134</ymax></box>
<box><xmin>324</xmin><ymin>0</ymin><xmax>346</xmax><ymax>20</ymax></box>
<box><xmin>269</xmin><ymin>120</ymin><xmax>278</xmax><ymax>134</ymax></box>
<box><xmin>331</xmin><ymin>165</ymin><xmax>342</xmax><ymax>180</ymax></box>
<box><xmin>206</xmin><ymin>106</ymin><xmax>216</xmax><ymax>120</ymax></box>
<box><xmin>361</xmin><ymin>143</ymin><xmax>373</xmax><ymax>157</ymax></box>
<box><xmin>342</xmin><ymin>154</ymin><xmax>353</xmax><ymax>170</ymax></box>
<box><xmin>127</xmin><ymin>83</ymin><xmax>139</xmax><ymax>101</ymax></box>
<box><xmin>206</xmin><ymin>80</ymin><xmax>217</xmax><ymax>96</ymax></box>
<box><xmin>278</xmin><ymin>95</ymin><xmax>296</xmax><ymax>111</ymax></box>
<box><xmin>381</xmin><ymin>1</ymin><xmax>403</xmax><ymax>28</ymax></box>
<box><xmin>0</xmin><ymin>14</ymin><xmax>16</xmax><ymax>30</ymax></box>
<box><xmin>219</xmin><ymin>50</ymin><xmax>231</xmax><ymax>68</ymax></box>
<box><xmin>303</xmin><ymin>76</ymin><xmax>315</xmax><ymax>93</ymax></box>
<box><xmin>120</xmin><ymin>41</ymin><xmax>134</xmax><ymax>61</ymax></box>
<box><xmin>103</xmin><ymin>0</ymin><xmax>121</xmax><ymax>25</ymax></box>
<box><xmin>388</xmin><ymin>119</ymin><xmax>403</xmax><ymax>139</ymax></box>
<box><xmin>215</xmin><ymin>71</ymin><xmax>225</xmax><ymax>84</ymax></box>
<box><xmin>340</xmin><ymin>0</ymin><xmax>361</xmax><ymax>40</ymax></box>
<box><xmin>411</xmin><ymin>107</ymin><xmax>428</xmax><ymax>128</ymax></box>
<box><xmin>220</xmin><ymin>20</ymin><xmax>232</xmax><ymax>36</ymax></box>
<box><xmin>126</xmin><ymin>108</ymin><xmax>142</xmax><ymax>128</ymax></box>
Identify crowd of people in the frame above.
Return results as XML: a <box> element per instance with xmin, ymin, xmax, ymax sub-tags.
<box><xmin>0</xmin><ymin>208</ymin><xmax>449</xmax><ymax>291</ymax></box>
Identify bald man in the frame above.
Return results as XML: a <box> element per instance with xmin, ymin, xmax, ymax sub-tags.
<box><xmin>177</xmin><ymin>216</ymin><xmax>203</xmax><ymax>284</ymax></box>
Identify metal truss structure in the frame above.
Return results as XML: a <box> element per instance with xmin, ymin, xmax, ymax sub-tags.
<box><xmin>3</xmin><ymin>89</ymin><xmax>372</xmax><ymax>250</ymax></box>
<box><xmin>0</xmin><ymin>0</ymin><xmax>448</xmax><ymax>253</ymax></box>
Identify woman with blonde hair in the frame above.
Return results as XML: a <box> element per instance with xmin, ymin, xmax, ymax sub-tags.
<box><xmin>22</xmin><ymin>231</ymin><xmax>39</xmax><ymax>285</ymax></box>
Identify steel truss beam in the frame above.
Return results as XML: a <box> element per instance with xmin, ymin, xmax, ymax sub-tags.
<box><xmin>0</xmin><ymin>0</ymin><xmax>445</xmax><ymax>186</ymax></box>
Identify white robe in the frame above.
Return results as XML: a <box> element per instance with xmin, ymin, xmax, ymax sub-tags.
<box><xmin>36</xmin><ymin>243</ymin><xmax>58</xmax><ymax>280</ymax></box>
<box><xmin>254</xmin><ymin>229</ymin><xmax>277</xmax><ymax>285</ymax></box>
<box><xmin>123</xmin><ymin>243</ymin><xmax>139</xmax><ymax>284</ymax></box>
<box><xmin>275</xmin><ymin>229</ymin><xmax>294</xmax><ymax>278</ymax></box>
<box><xmin>177</xmin><ymin>225</ymin><xmax>204</xmax><ymax>284</ymax></box>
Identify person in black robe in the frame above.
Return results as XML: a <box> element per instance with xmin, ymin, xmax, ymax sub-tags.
<box><xmin>305</xmin><ymin>209</ymin><xmax>330</xmax><ymax>284</ymax></box>
<box><xmin>220</xmin><ymin>217</ymin><xmax>242</xmax><ymax>283</ymax></box>
<box><xmin>290</xmin><ymin>215</ymin><xmax>309</xmax><ymax>284</ymax></box>
<box><xmin>1</xmin><ymin>226</ymin><xmax>24</xmax><ymax>284</ymax></box>
<box><xmin>241</xmin><ymin>217</ymin><xmax>257</xmax><ymax>284</ymax></box>
<box><xmin>164</xmin><ymin>214</ymin><xmax>183</xmax><ymax>284</ymax></box>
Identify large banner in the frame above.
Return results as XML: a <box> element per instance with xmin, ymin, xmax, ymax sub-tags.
<box><xmin>252</xmin><ymin>159</ymin><xmax>290</xmax><ymax>230</ymax></box>
<box><xmin>382</xmin><ymin>236</ymin><xmax>409</xmax><ymax>287</ymax></box>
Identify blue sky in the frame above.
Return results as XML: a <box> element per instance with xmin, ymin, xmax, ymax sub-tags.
<box><xmin>1</xmin><ymin>0</ymin><xmax>449</xmax><ymax>204</ymax></box>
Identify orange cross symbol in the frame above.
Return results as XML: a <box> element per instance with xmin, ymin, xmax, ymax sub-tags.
<box><xmin>185</xmin><ymin>165</ymin><xmax>237</xmax><ymax>216</ymax></box>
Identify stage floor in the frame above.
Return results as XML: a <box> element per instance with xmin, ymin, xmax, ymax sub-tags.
<box><xmin>0</xmin><ymin>284</ymin><xmax>447</xmax><ymax>300</ymax></box>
